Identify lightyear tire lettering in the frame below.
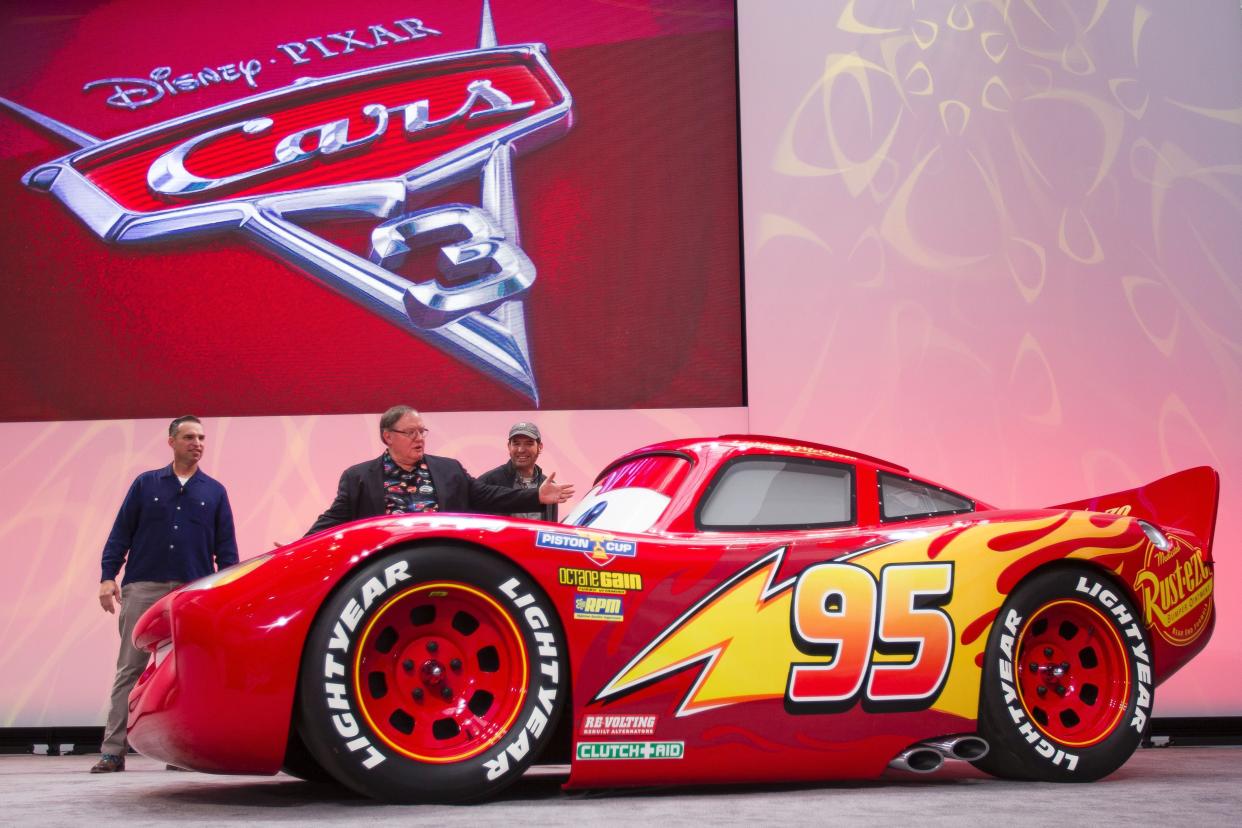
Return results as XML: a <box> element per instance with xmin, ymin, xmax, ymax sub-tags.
<box><xmin>296</xmin><ymin>545</ymin><xmax>566</xmax><ymax>803</ymax></box>
<box><xmin>974</xmin><ymin>566</ymin><xmax>1153</xmax><ymax>782</ymax></box>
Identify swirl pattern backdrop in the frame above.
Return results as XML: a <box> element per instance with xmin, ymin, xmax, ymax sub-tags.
<box><xmin>740</xmin><ymin>0</ymin><xmax>1241</xmax><ymax>714</ymax></box>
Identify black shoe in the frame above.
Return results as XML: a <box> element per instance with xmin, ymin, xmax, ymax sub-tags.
<box><xmin>90</xmin><ymin>754</ymin><xmax>125</xmax><ymax>773</ymax></box>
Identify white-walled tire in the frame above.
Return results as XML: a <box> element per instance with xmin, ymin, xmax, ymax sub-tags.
<box><xmin>296</xmin><ymin>545</ymin><xmax>567</xmax><ymax>802</ymax></box>
<box><xmin>974</xmin><ymin>567</ymin><xmax>1153</xmax><ymax>782</ymax></box>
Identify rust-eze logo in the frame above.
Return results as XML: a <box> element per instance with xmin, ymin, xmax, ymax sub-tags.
<box><xmin>0</xmin><ymin>3</ymin><xmax>571</xmax><ymax>404</ymax></box>
<box><xmin>1133</xmin><ymin>534</ymin><xmax>1213</xmax><ymax>647</ymax></box>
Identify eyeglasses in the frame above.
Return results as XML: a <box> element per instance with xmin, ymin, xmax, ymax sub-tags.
<box><xmin>388</xmin><ymin>427</ymin><xmax>430</xmax><ymax>439</ymax></box>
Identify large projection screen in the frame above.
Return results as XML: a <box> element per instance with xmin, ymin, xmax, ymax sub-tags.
<box><xmin>0</xmin><ymin>0</ymin><xmax>742</xmax><ymax>419</ymax></box>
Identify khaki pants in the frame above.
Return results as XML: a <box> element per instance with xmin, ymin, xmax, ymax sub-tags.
<box><xmin>101</xmin><ymin>580</ymin><xmax>182</xmax><ymax>755</ymax></box>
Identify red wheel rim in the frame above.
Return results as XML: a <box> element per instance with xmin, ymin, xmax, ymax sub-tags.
<box><xmin>354</xmin><ymin>582</ymin><xmax>528</xmax><ymax>762</ymax></box>
<box><xmin>1015</xmin><ymin>598</ymin><xmax>1130</xmax><ymax>748</ymax></box>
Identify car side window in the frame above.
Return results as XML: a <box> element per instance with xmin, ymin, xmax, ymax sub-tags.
<box><xmin>879</xmin><ymin>472</ymin><xmax>974</xmax><ymax>521</ymax></box>
<box><xmin>697</xmin><ymin>456</ymin><xmax>855</xmax><ymax>531</ymax></box>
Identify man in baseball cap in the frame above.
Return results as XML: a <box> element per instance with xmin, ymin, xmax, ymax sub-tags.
<box><xmin>477</xmin><ymin>421</ymin><xmax>558</xmax><ymax>521</ymax></box>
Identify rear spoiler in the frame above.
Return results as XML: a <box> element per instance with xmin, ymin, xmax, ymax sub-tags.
<box><xmin>1050</xmin><ymin>466</ymin><xmax>1220</xmax><ymax>562</ymax></box>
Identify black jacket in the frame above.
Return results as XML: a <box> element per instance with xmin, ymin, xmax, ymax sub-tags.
<box><xmin>476</xmin><ymin>460</ymin><xmax>558</xmax><ymax>523</ymax></box>
<box><xmin>306</xmin><ymin>453</ymin><xmax>543</xmax><ymax>536</ymax></box>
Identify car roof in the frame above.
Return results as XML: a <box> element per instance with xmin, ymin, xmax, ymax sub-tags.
<box><xmin>598</xmin><ymin>434</ymin><xmax>910</xmax><ymax>483</ymax></box>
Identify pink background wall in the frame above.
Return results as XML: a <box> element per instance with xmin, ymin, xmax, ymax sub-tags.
<box><xmin>739</xmin><ymin>0</ymin><xmax>1241</xmax><ymax>715</ymax></box>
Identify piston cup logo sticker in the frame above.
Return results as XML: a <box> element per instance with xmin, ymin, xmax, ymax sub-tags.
<box><xmin>536</xmin><ymin>529</ymin><xmax>638</xmax><ymax>567</ymax></box>
<box><xmin>1133</xmin><ymin>535</ymin><xmax>1213</xmax><ymax>647</ymax></box>
<box><xmin>0</xmin><ymin>6</ymin><xmax>571</xmax><ymax>403</ymax></box>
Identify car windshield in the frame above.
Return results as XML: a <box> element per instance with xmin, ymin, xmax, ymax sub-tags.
<box><xmin>564</xmin><ymin>454</ymin><xmax>690</xmax><ymax>533</ymax></box>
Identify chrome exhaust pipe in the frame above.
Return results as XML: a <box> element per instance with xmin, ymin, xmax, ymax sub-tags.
<box><xmin>922</xmin><ymin>734</ymin><xmax>989</xmax><ymax>762</ymax></box>
<box><xmin>887</xmin><ymin>746</ymin><xmax>944</xmax><ymax>774</ymax></box>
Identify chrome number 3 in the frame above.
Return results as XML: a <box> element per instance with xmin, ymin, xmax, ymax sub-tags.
<box><xmin>370</xmin><ymin>204</ymin><xmax>536</xmax><ymax>329</ymax></box>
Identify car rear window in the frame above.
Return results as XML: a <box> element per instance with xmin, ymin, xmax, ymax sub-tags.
<box><xmin>879</xmin><ymin>472</ymin><xmax>974</xmax><ymax>521</ymax></box>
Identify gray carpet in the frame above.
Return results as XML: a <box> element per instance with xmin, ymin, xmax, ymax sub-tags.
<box><xmin>4</xmin><ymin>746</ymin><xmax>1239</xmax><ymax>826</ymax></box>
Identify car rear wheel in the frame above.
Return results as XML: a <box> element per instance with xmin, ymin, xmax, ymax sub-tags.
<box><xmin>973</xmin><ymin>566</ymin><xmax>1153</xmax><ymax>782</ymax></box>
<box><xmin>297</xmin><ymin>545</ymin><xmax>567</xmax><ymax>802</ymax></box>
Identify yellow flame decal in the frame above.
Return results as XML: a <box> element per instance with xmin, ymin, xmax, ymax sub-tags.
<box><xmin>596</xmin><ymin>514</ymin><xmax>1144</xmax><ymax>720</ymax></box>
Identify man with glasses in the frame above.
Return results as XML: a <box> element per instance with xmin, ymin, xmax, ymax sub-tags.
<box><xmin>306</xmin><ymin>405</ymin><xmax>574</xmax><ymax>535</ymax></box>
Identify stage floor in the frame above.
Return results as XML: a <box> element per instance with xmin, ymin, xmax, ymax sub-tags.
<box><xmin>4</xmin><ymin>746</ymin><xmax>1239</xmax><ymax>825</ymax></box>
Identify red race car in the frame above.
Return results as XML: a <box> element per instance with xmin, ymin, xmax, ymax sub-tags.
<box><xmin>128</xmin><ymin>435</ymin><xmax>1218</xmax><ymax>802</ymax></box>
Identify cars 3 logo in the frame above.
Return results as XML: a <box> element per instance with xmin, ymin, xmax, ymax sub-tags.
<box><xmin>7</xmin><ymin>12</ymin><xmax>572</xmax><ymax>403</ymax></box>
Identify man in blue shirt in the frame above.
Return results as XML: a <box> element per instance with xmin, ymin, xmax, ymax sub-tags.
<box><xmin>90</xmin><ymin>416</ymin><xmax>238</xmax><ymax>773</ymax></box>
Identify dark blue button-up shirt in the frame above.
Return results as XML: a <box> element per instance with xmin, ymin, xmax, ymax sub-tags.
<box><xmin>100</xmin><ymin>465</ymin><xmax>238</xmax><ymax>585</ymax></box>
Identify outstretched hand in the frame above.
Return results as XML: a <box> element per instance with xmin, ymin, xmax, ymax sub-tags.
<box><xmin>538</xmin><ymin>472</ymin><xmax>575</xmax><ymax>505</ymax></box>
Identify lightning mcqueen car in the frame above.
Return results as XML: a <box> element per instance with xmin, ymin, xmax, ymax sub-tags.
<box><xmin>128</xmin><ymin>435</ymin><xmax>1219</xmax><ymax>802</ymax></box>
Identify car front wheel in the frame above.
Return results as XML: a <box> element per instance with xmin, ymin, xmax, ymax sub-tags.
<box><xmin>296</xmin><ymin>544</ymin><xmax>567</xmax><ymax>802</ymax></box>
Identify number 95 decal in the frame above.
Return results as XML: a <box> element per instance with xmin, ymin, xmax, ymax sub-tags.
<box><xmin>593</xmin><ymin>552</ymin><xmax>954</xmax><ymax>717</ymax></box>
<box><xmin>789</xmin><ymin>561</ymin><xmax>954</xmax><ymax>713</ymax></box>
